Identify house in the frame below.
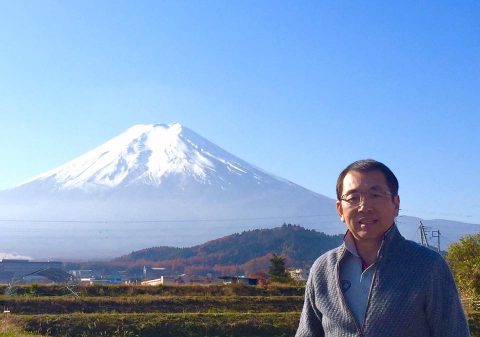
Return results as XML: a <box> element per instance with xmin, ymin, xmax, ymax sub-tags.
<box><xmin>287</xmin><ymin>268</ymin><xmax>307</xmax><ymax>282</ymax></box>
<box><xmin>218</xmin><ymin>276</ymin><xmax>258</xmax><ymax>286</ymax></box>
<box><xmin>0</xmin><ymin>259</ymin><xmax>63</xmax><ymax>284</ymax></box>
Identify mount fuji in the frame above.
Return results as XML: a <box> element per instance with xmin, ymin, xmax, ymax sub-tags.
<box><xmin>0</xmin><ymin>123</ymin><xmax>478</xmax><ymax>260</ymax></box>
<box><xmin>0</xmin><ymin>123</ymin><xmax>340</xmax><ymax>259</ymax></box>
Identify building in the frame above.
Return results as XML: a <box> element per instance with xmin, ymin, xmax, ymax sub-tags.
<box><xmin>141</xmin><ymin>276</ymin><xmax>177</xmax><ymax>286</ymax></box>
<box><xmin>287</xmin><ymin>268</ymin><xmax>307</xmax><ymax>282</ymax></box>
<box><xmin>141</xmin><ymin>274</ymin><xmax>213</xmax><ymax>286</ymax></box>
<box><xmin>218</xmin><ymin>276</ymin><xmax>258</xmax><ymax>286</ymax></box>
<box><xmin>0</xmin><ymin>259</ymin><xmax>63</xmax><ymax>284</ymax></box>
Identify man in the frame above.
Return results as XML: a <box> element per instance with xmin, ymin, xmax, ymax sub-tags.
<box><xmin>296</xmin><ymin>159</ymin><xmax>470</xmax><ymax>337</ymax></box>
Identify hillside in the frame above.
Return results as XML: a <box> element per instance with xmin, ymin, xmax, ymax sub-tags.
<box><xmin>109</xmin><ymin>224</ymin><xmax>343</xmax><ymax>276</ymax></box>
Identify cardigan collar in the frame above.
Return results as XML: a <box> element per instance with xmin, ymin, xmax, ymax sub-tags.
<box><xmin>343</xmin><ymin>223</ymin><xmax>400</xmax><ymax>262</ymax></box>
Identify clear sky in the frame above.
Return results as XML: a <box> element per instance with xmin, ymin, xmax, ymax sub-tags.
<box><xmin>0</xmin><ymin>1</ymin><xmax>479</xmax><ymax>224</ymax></box>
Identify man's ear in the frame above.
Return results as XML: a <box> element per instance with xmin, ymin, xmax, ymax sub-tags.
<box><xmin>394</xmin><ymin>195</ymin><xmax>400</xmax><ymax>217</ymax></box>
<box><xmin>336</xmin><ymin>200</ymin><xmax>345</xmax><ymax>223</ymax></box>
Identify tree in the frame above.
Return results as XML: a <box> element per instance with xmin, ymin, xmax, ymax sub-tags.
<box><xmin>446</xmin><ymin>233</ymin><xmax>480</xmax><ymax>301</ymax></box>
<box><xmin>268</xmin><ymin>254</ymin><xmax>290</xmax><ymax>283</ymax></box>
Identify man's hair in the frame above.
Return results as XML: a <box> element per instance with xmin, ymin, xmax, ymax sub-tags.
<box><xmin>336</xmin><ymin>159</ymin><xmax>399</xmax><ymax>200</ymax></box>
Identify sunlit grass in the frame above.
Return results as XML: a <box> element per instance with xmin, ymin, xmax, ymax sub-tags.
<box><xmin>0</xmin><ymin>319</ymin><xmax>44</xmax><ymax>337</ymax></box>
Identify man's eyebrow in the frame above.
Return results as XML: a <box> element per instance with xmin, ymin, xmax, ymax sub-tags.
<box><xmin>341</xmin><ymin>188</ymin><xmax>358</xmax><ymax>196</ymax></box>
<box><xmin>369</xmin><ymin>185</ymin><xmax>386</xmax><ymax>191</ymax></box>
<box><xmin>342</xmin><ymin>185</ymin><xmax>387</xmax><ymax>195</ymax></box>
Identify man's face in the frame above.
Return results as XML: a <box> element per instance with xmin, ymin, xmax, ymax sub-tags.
<box><xmin>336</xmin><ymin>170</ymin><xmax>400</xmax><ymax>244</ymax></box>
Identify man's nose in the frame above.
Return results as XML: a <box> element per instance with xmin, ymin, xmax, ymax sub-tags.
<box><xmin>357</xmin><ymin>196</ymin><xmax>373</xmax><ymax>210</ymax></box>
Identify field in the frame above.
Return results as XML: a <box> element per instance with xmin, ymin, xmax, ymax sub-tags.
<box><xmin>1</xmin><ymin>284</ymin><xmax>479</xmax><ymax>337</ymax></box>
<box><xmin>1</xmin><ymin>284</ymin><xmax>302</xmax><ymax>337</ymax></box>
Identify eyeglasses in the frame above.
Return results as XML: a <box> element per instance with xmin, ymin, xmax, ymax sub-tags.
<box><xmin>340</xmin><ymin>190</ymin><xmax>393</xmax><ymax>207</ymax></box>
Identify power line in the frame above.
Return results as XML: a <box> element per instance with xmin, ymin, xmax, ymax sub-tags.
<box><xmin>0</xmin><ymin>213</ymin><xmax>338</xmax><ymax>224</ymax></box>
<box><xmin>439</xmin><ymin>233</ymin><xmax>456</xmax><ymax>246</ymax></box>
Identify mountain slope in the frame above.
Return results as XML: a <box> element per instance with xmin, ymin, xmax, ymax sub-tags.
<box><xmin>109</xmin><ymin>224</ymin><xmax>344</xmax><ymax>275</ymax></box>
<box><xmin>0</xmin><ymin>123</ymin><xmax>340</xmax><ymax>259</ymax></box>
<box><xmin>17</xmin><ymin>123</ymin><xmax>294</xmax><ymax>193</ymax></box>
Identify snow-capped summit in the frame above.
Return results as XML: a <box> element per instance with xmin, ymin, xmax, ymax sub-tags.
<box><xmin>19</xmin><ymin>123</ymin><xmax>285</xmax><ymax>192</ymax></box>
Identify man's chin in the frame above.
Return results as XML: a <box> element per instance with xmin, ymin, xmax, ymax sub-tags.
<box><xmin>356</xmin><ymin>231</ymin><xmax>383</xmax><ymax>242</ymax></box>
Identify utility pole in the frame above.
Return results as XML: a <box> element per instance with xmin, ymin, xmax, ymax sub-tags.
<box><xmin>419</xmin><ymin>221</ymin><xmax>430</xmax><ymax>248</ymax></box>
<box><xmin>419</xmin><ymin>221</ymin><xmax>441</xmax><ymax>252</ymax></box>
<box><xmin>431</xmin><ymin>229</ymin><xmax>441</xmax><ymax>252</ymax></box>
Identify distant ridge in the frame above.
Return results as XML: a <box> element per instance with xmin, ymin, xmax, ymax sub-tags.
<box><xmin>110</xmin><ymin>224</ymin><xmax>344</xmax><ymax>275</ymax></box>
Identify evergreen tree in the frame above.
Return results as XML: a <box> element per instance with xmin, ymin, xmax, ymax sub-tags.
<box><xmin>268</xmin><ymin>254</ymin><xmax>289</xmax><ymax>283</ymax></box>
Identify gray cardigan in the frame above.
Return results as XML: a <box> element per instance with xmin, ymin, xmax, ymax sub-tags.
<box><xmin>296</xmin><ymin>225</ymin><xmax>470</xmax><ymax>337</ymax></box>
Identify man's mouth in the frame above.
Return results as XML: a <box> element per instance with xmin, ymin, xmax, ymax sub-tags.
<box><xmin>358</xmin><ymin>217</ymin><xmax>378</xmax><ymax>225</ymax></box>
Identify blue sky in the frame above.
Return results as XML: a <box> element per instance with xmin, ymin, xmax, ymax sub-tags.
<box><xmin>0</xmin><ymin>1</ymin><xmax>479</xmax><ymax>224</ymax></box>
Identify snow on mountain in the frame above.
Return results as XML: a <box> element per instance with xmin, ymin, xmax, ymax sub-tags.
<box><xmin>18</xmin><ymin>123</ymin><xmax>289</xmax><ymax>192</ymax></box>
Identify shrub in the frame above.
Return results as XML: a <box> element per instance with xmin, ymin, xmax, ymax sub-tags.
<box><xmin>446</xmin><ymin>233</ymin><xmax>480</xmax><ymax>302</ymax></box>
